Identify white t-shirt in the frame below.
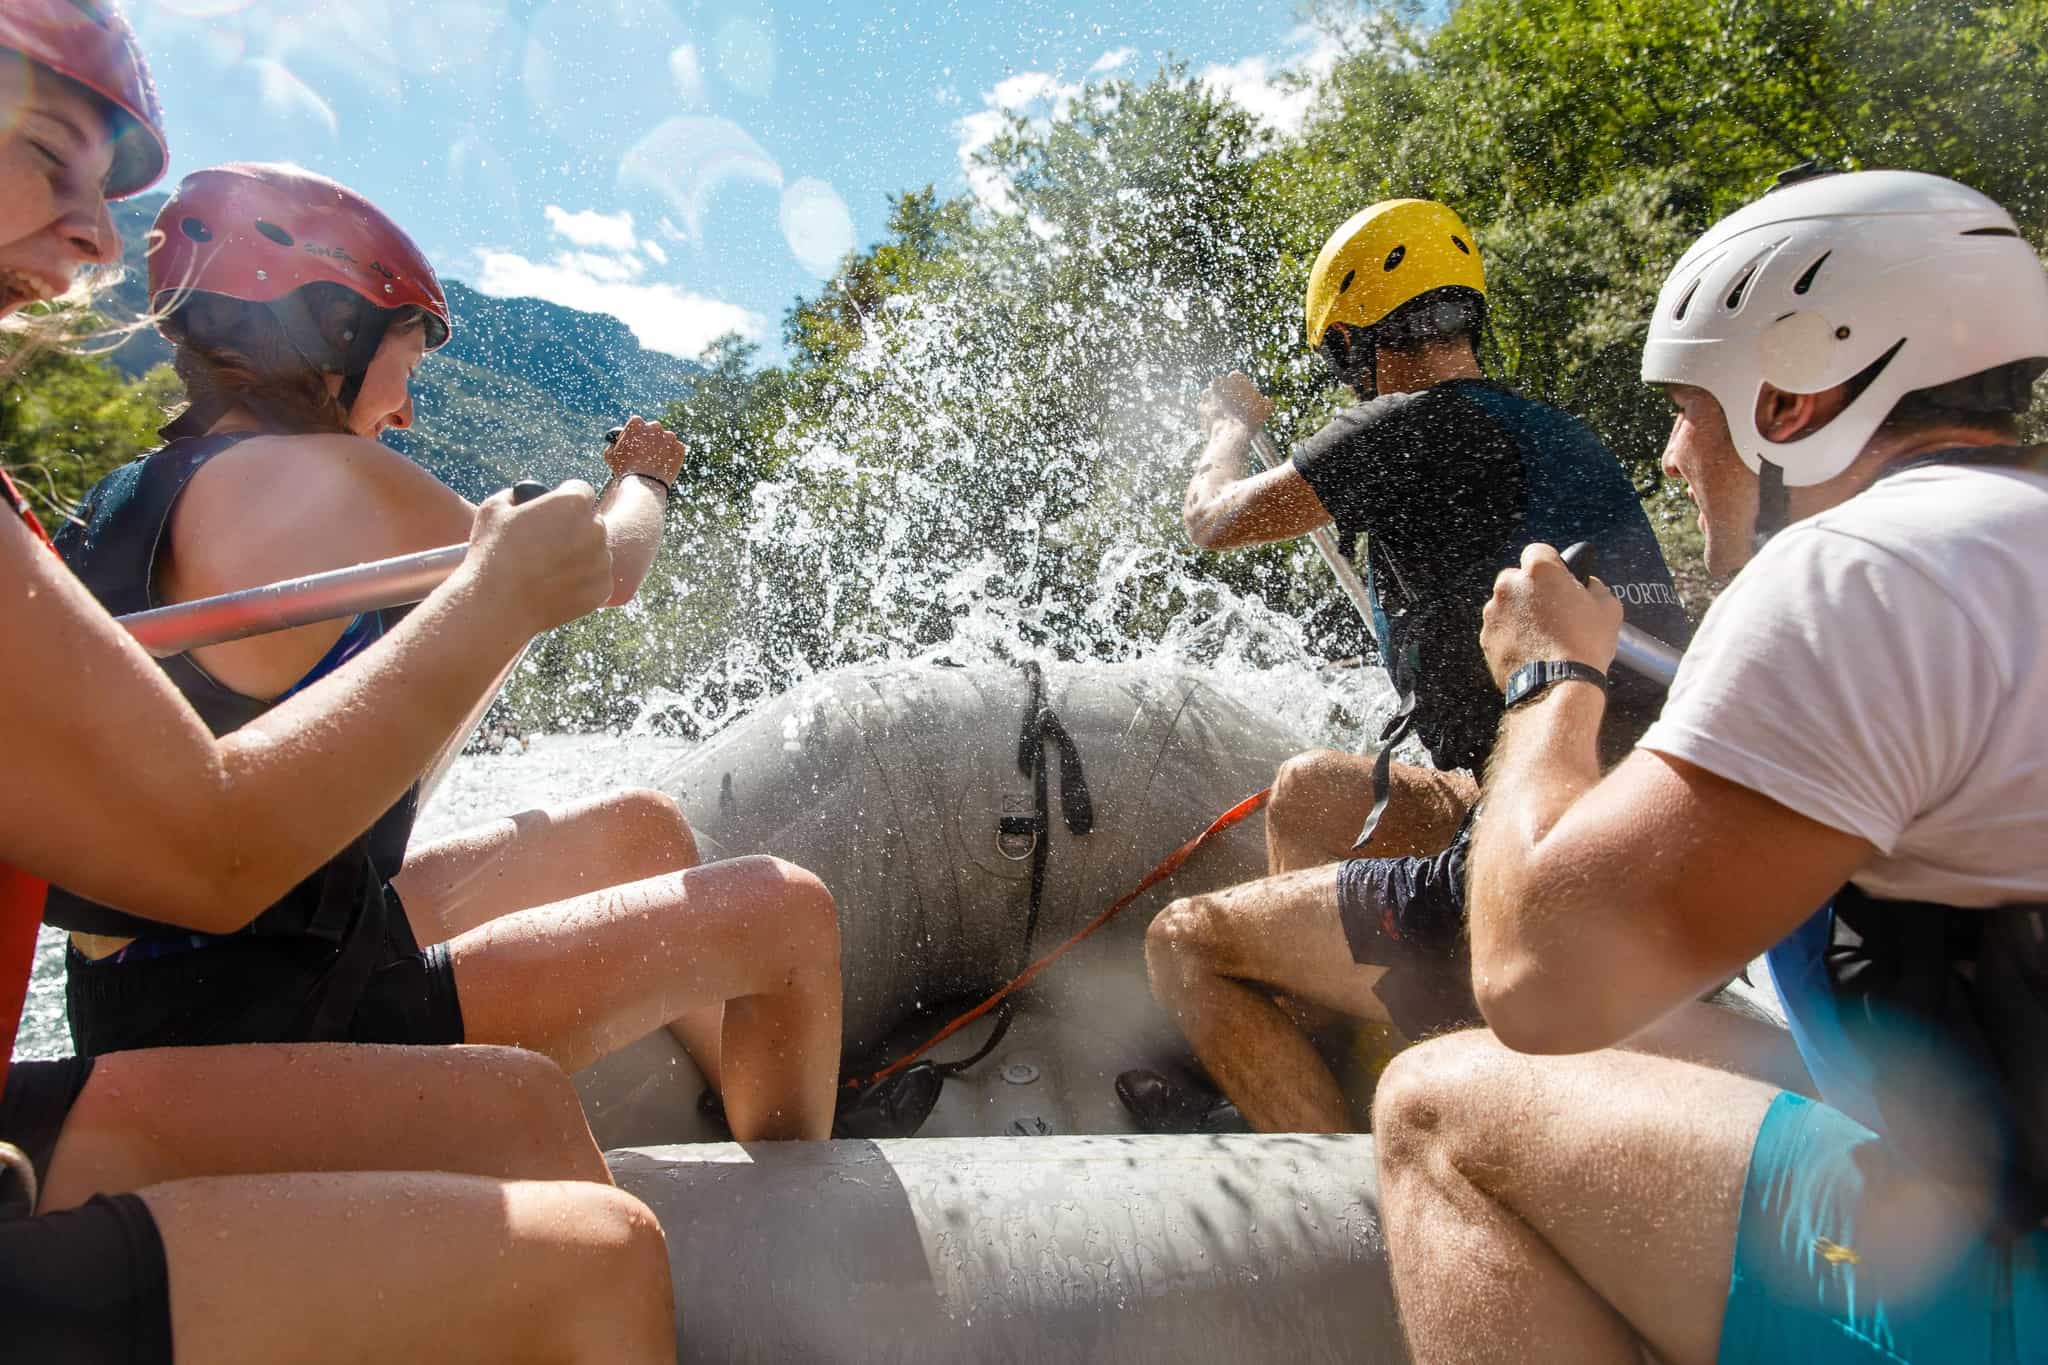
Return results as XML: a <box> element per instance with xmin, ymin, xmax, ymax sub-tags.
<box><xmin>1639</xmin><ymin>459</ymin><xmax>2048</xmax><ymax>907</ymax></box>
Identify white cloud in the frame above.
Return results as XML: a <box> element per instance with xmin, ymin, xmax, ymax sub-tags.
<box><xmin>1089</xmin><ymin>47</ymin><xmax>1135</xmax><ymax>74</ymax></box>
<box><xmin>472</xmin><ymin>249</ymin><xmax>766</xmax><ymax>359</ymax></box>
<box><xmin>468</xmin><ymin>199</ymin><xmax>767</xmax><ymax>359</ymax></box>
<box><xmin>954</xmin><ymin>69</ymin><xmax>1083</xmax><ymax>216</ymax></box>
<box><xmin>1197</xmin><ymin>24</ymin><xmax>1350</xmax><ymax>138</ymax></box>
<box><xmin>544</xmin><ymin>205</ymin><xmax>640</xmax><ymax>253</ymax></box>
<box><xmin>249</xmin><ymin>58</ymin><xmax>338</xmax><ymax>138</ymax></box>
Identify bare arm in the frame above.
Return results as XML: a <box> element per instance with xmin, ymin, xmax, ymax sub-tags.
<box><xmin>1466</xmin><ymin>545</ymin><xmax>1873</xmax><ymax>1053</ymax></box>
<box><xmin>1182</xmin><ymin>374</ymin><xmax>1334</xmax><ymax>550</ymax></box>
<box><xmin>0</xmin><ymin>486</ymin><xmax>612</xmax><ymax>932</ymax></box>
<box><xmin>595</xmin><ymin>417</ymin><xmax>685</xmax><ymax>607</ymax></box>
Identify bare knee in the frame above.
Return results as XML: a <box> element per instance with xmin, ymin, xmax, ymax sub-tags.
<box><xmin>742</xmin><ymin>856</ymin><xmax>842</xmax><ymax>984</ymax></box>
<box><xmin>602</xmin><ymin>787</ymin><xmax>699</xmax><ymax>871</ymax></box>
<box><xmin>1372</xmin><ymin>1030</ymin><xmax>1500</xmax><ymax>1178</ymax></box>
<box><xmin>556</xmin><ymin>1185</ymin><xmax>675</xmax><ymax>1361</ymax></box>
<box><xmin>454</xmin><ymin>1046</ymin><xmax>609</xmax><ymax>1183</ymax></box>
<box><xmin>1269</xmin><ymin>750</ymin><xmax>1354</xmax><ymax>829</ymax></box>
<box><xmin>1145</xmin><ymin>895</ymin><xmax>1234</xmax><ymax>994</ymax></box>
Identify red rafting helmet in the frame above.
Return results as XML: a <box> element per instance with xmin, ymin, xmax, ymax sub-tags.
<box><xmin>0</xmin><ymin>0</ymin><xmax>167</xmax><ymax>198</ymax></box>
<box><xmin>149</xmin><ymin>163</ymin><xmax>452</xmax><ymax>349</ymax></box>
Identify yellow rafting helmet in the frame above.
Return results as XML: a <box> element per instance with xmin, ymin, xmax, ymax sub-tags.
<box><xmin>1304</xmin><ymin>199</ymin><xmax>1487</xmax><ymax>349</ymax></box>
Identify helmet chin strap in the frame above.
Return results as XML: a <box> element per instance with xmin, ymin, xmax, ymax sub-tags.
<box><xmin>334</xmin><ymin>308</ymin><xmax>395</xmax><ymax>424</ymax></box>
<box><xmin>1753</xmin><ymin>459</ymin><xmax>1790</xmax><ymax>552</ymax></box>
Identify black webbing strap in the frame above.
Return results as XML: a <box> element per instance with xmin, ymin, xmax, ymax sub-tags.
<box><xmin>951</xmin><ymin>661</ymin><xmax>1096</xmax><ymax>1075</ymax></box>
<box><xmin>1351</xmin><ymin>685</ymin><xmax>1417</xmax><ymax>853</ymax></box>
<box><xmin>1754</xmin><ymin>459</ymin><xmax>1790</xmax><ymax>552</ymax></box>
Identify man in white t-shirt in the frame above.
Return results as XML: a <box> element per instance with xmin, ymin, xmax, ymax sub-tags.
<box><xmin>1370</xmin><ymin>169</ymin><xmax>2048</xmax><ymax>1365</ymax></box>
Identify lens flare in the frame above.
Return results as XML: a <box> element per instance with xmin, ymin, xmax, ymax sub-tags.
<box><xmin>618</xmin><ymin>115</ymin><xmax>783</xmax><ymax>243</ymax></box>
<box><xmin>780</xmin><ymin>177</ymin><xmax>855</xmax><ymax>279</ymax></box>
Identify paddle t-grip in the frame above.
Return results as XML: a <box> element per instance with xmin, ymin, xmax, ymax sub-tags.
<box><xmin>510</xmin><ymin>479</ymin><xmax>548</xmax><ymax>504</ymax></box>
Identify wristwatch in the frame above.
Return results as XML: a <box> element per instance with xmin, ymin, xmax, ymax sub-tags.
<box><xmin>1503</xmin><ymin>660</ymin><xmax>1608</xmax><ymax>710</ymax></box>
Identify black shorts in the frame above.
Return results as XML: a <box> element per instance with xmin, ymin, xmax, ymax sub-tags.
<box><xmin>1</xmin><ymin>1056</ymin><xmax>95</xmax><ymax>1210</ymax></box>
<box><xmin>67</xmin><ymin>886</ymin><xmax>465</xmax><ymax>1056</ymax></box>
<box><xmin>0</xmin><ymin>1193</ymin><xmax>173</xmax><ymax>1364</ymax></box>
<box><xmin>1335</xmin><ymin>816</ymin><xmax>1480</xmax><ymax>1038</ymax></box>
<box><xmin>2</xmin><ymin>1057</ymin><xmax>174</xmax><ymax>1362</ymax></box>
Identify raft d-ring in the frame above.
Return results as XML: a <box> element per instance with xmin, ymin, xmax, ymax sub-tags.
<box><xmin>0</xmin><ymin>1140</ymin><xmax>38</xmax><ymax>1218</ymax></box>
<box><xmin>996</xmin><ymin>814</ymin><xmax>1040</xmax><ymax>862</ymax></box>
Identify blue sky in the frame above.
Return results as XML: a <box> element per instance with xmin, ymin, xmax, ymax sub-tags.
<box><xmin>122</xmin><ymin>0</ymin><xmax>1357</xmax><ymax>359</ymax></box>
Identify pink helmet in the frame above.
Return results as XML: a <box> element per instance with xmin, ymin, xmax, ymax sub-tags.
<box><xmin>148</xmin><ymin>163</ymin><xmax>452</xmax><ymax>350</ymax></box>
<box><xmin>0</xmin><ymin>0</ymin><xmax>167</xmax><ymax>198</ymax></box>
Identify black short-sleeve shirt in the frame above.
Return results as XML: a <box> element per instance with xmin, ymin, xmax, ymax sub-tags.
<box><xmin>1293</xmin><ymin>379</ymin><xmax>1688</xmax><ymax>771</ymax></box>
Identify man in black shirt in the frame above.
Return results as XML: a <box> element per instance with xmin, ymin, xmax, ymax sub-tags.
<box><xmin>1122</xmin><ymin>199</ymin><xmax>1688</xmax><ymax>1133</ymax></box>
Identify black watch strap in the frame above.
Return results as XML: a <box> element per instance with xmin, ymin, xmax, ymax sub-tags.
<box><xmin>1503</xmin><ymin>660</ymin><xmax>1609</xmax><ymax>710</ymax></box>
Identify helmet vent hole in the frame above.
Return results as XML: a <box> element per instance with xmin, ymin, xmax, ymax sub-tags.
<box><xmin>1793</xmin><ymin>252</ymin><xmax>1831</xmax><ymax>296</ymax></box>
<box><xmin>1451</xmin><ymin>235</ymin><xmax>1470</xmax><ymax>254</ymax></box>
<box><xmin>1383</xmin><ymin>245</ymin><xmax>1405</xmax><ymax>272</ymax></box>
<box><xmin>1963</xmin><ymin>227</ymin><xmax>2021</xmax><ymax>238</ymax></box>
<box><xmin>1673</xmin><ymin>278</ymin><xmax>1702</xmax><ymax>322</ymax></box>
<box><xmin>179</xmin><ymin>217</ymin><xmax>212</xmax><ymax>244</ymax></box>
<box><xmin>1725</xmin><ymin>264</ymin><xmax>1760</xmax><ymax>312</ymax></box>
<box><xmin>1339</xmin><ymin>270</ymin><xmax>1356</xmax><ymax>294</ymax></box>
<box><xmin>254</xmin><ymin>220</ymin><xmax>295</xmax><ymax>248</ymax></box>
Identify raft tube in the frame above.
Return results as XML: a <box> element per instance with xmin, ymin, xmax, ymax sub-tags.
<box><xmin>608</xmin><ymin>1133</ymin><xmax>1403</xmax><ymax>1365</ymax></box>
<box><xmin>574</xmin><ymin>662</ymin><xmax>1321</xmax><ymax>1147</ymax></box>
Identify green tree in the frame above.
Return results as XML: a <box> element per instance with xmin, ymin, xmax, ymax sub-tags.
<box><xmin>0</xmin><ymin>330</ymin><xmax>177</xmax><ymax>523</ymax></box>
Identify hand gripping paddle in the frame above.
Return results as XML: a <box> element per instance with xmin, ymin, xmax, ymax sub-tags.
<box><xmin>1558</xmin><ymin>542</ymin><xmax>1684</xmax><ymax>690</ymax></box>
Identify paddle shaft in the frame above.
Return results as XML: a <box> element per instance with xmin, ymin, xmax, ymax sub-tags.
<box><xmin>116</xmin><ymin>481</ymin><xmax>549</xmax><ymax>658</ymax></box>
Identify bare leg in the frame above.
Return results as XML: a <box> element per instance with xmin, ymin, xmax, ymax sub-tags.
<box><xmin>395</xmin><ymin>789</ymin><xmax>727</xmax><ymax>1090</ymax></box>
<box><xmin>1146</xmin><ymin>865</ymin><xmax>1400</xmax><ymax>1132</ymax></box>
<box><xmin>146</xmin><ymin>1174</ymin><xmax>674</xmax><ymax>1364</ymax></box>
<box><xmin>39</xmin><ymin>1043</ymin><xmax>610</xmax><ymax>1212</ymax></box>
<box><xmin>1265</xmin><ymin>749</ymin><xmax>1475</xmax><ymax>874</ymax></box>
<box><xmin>1373</xmin><ymin>1031</ymin><xmax>1777</xmax><ymax>1365</ymax></box>
<box><xmin>446</xmin><ymin>855</ymin><xmax>842</xmax><ymax>1140</ymax></box>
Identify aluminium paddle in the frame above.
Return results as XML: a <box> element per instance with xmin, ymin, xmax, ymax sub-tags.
<box><xmin>117</xmin><ymin>480</ymin><xmax>551</xmax><ymax>658</ymax></box>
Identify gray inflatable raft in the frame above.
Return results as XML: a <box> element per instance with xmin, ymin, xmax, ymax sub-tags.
<box><xmin>578</xmin><ymin>664</ymin><xmax>1405</xmax><ymax>1362</ymax></box>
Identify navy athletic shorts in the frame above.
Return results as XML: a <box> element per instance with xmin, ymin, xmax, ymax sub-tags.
<box><xmin>1335</xmin><ymin>815</ymin><xmax>1480</xmax><ymax>1038</ymax></box>
<box><xmin>2</xmin><ymin>1056</ymin><xmax>175</xmax><ymax>1363</ymax></box>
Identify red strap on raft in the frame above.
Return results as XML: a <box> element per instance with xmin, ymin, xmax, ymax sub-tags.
<box><xmin>851</xmin><ymin>786</ymin><xmax>1274</xmax><ymax>1091</ymax></box>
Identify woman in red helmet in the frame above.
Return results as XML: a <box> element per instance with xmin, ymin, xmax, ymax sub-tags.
<box><xmin>44</xmin><ymin>160</ymin><xmax>845</xmax><ymax>1142</ymax></box>
<box><xmin>0</xmin><ymin>6</ymin><xmax>677</xmax><ymax>1360</ymax></box>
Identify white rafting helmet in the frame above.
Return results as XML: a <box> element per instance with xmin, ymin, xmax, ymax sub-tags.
<box><xmin>1642</xmin><ymin>169</ymin><xmax>2048</xmax><ymax>488</ymax></box>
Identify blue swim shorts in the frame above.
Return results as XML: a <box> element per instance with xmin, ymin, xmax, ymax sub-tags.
<box><xmin>1719</xmin><ymin>1091</ymin><xmax>2048</xmax><ymax>1364</ymax></box>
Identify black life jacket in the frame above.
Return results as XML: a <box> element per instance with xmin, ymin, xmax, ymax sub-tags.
<box><xmin>41</xmin><ymin>435</ymin><xmax>416</xmax><ymax>1040</ymax></box>
<box><xmin>1765</xmin><ymin>443</ymin><xmax>2048</xmax><ymax>1232</ymax></box>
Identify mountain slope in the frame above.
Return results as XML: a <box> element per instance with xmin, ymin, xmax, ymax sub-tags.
<box><xmin>101</xmin><ymin>195</ymin><xmax>700</xmax><ymax>497</ymax></box>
